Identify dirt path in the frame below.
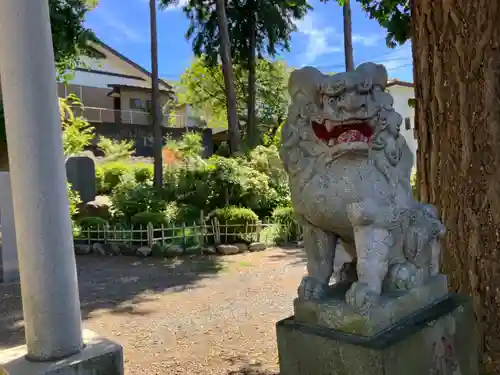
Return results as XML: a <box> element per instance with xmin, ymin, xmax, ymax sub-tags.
<box><xmin>0</xmin><ymin>247</ymin><xmax>306</xmax><ymax>374</ymax></box>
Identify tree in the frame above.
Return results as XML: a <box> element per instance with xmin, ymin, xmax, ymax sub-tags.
<box><xmin>49</xmin><ymin>0</ymin><xmax>99</xmax><ymax>75</ymax></box>
<box><xmin>159</xmin><ymin>0</ymin><xmax>309</xmax><ymax>149</ymax></box>
<box><xmin>342</xmin><ymin>0</ymin><xmax>354</xmax><ymax>71</ymax></box>
<box><xmin>149</xmin><ymin>0</ymin><xmax>163</xmax><ymax>189</ymax></box>
<box><xmin>358</xmin><ymin>1</ymin><xmax>500</xmax><ymax>373</ymax></box>
<box><xmin>227</xmin><ymin>0</ymin><xmax>310</xmax><ymax>148</ymax></box>
<box><xmin>215</xmin><ymin>0</ymin><xmax>240</xmax><ymax>153</ymax></box>
<box><xmin>160</xmin><ymin>0</ymin><xmax>240</xmax><ymax>153</ymax></box>
<box><xmin>0</xmin><ymin>0</ymin><xmax>98</xmax><ymax>170</ymax></box>
<box><xmin>177</xmin><ymin>58</ymin><xmax>289</xmax><ymax>140</ymax></box>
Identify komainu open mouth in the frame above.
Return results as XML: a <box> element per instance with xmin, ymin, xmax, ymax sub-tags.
<box><xmin>312</xmin><ymin>120</ymin><xmax>373</xmax><ymax>146</ymax></box>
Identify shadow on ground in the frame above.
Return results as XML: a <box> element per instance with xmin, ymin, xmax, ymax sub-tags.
<box><xmin>267</xmin><ymin>246</ymin><xmax>306</xmax><ymax>266</ymax></box>
<box><xmin>0</xmin><ymin>254</ymin><xmax>225</xmax><ymax>349</ymax></box>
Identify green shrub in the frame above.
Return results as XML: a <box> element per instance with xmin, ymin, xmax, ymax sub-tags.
<box><xmin>95</xmin><ymin>161</ymin><xmax>133</xmax><ymax>195</ymax></box>
<box><xmin>133</xmin><ymin>163</ymin><xmax>154</xmax><ymax>183</ymax></box>
<box><xmin>67</xmin><ymin>182</ymin><xmax>81</xmax><ymax>218</ymax></box>
<box><xmin>165</xmin><ymin>131</ymin><xmax>204</xmax><ymax>159</ymax></box>
<box><xmin>410</xmin><ymin>168</ymin><xmax>417</xmax><ymax>198</ymax></box>
<box><xmin>68</xmin><ymin>182</ymin><xmax>81</xmax><ymax>237</ymax></box>
<box><xmin>60</xmin><ymin>95</ymin><xmax>94</xmax><ymax>157</ymax></box>
<box><xmin>131</xmin><ymin>212</ymin><xmax>169</xmax><ymax>227</ymax></box>
<box><xmin>210</xmin><ymin>206</ymin><xmax>258</xmax><ymax>244</ymax></box>
<box><xmin>111</xmin><ymin>179</ymin><xmax>167</xmax><ymax>222</ymax></box>
<box><xmin>164</xmin><ymin>162</ymin><xmax>213</xmax><ymax>209</ymax></box>
<box><xmin>271</xmin><ymin>206</ymin><xmax>300</xmax><ymax>243</ymax></box>
<box><xmin>78</xmin><ymin>216</ymin><xmax>109</xmax><ymax>229</ymax></box>
<box><xmin>160</xmin><ymin>150</ymin><xmax>290</xmax><ymax>219</ymax></box>
<box><xmin>97</xmin><ymin>137</ymin><xmax>134</xmax><ymax>160</ymax></box>
<box><xmin>176</xmin><ymin>204</ymin><xmax>203</xmax><ymax>223</ymax></box>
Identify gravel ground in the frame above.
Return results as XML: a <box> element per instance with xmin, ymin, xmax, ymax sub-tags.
<box><xmin>0</xmin><ymin>247</ymin><xmax>307</xmax><ymax>374</ymax></box>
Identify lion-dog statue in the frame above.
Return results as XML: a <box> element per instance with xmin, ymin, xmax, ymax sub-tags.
<box><xmin>280</xmin><ymin>63</ymin><xmax>446</xmax><ymax>309</ymax></box>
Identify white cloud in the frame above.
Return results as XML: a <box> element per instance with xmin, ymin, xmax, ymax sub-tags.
<box><xmin>295</xmin><ymin>15</ymin><xmax>342</xmax><ymax>65</ymax></box>
<box><xmin>92</xmin><ymin>8</ymin><xmax>147</xmax><ymax>43</ymax></box>
<box><xmin>140</xmin><ymin>0</ymin><xmax>188</xmax><ymax>11</ymax></box>
<box><xmin>162</xmin><ymin>0</ymin><xmax>189</xmax><ymax>11</ymax></box>
<box><xmin>295</xmin><ymin>15</ymin><xmax>385</xmax><ymax>66</ymax></box>
<box><xmin>352</xmin><ymin>34</ymin><xmax>382</xmax><ymax>46</ymax></box>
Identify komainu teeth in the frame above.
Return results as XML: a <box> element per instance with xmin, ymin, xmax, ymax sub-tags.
<box><xmin>324</xmin><ymin>120</ymin><xmax>335</xmax><ymax>132</ymax></box>
<box><xmin>328</xmin><ymin>139</ymin><xmax>335</xmax><ymax>146</ymax></box>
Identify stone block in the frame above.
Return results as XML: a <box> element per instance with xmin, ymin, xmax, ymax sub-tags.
<box><xmin>276</xmin><ymin>294</ymin><xmax>478</xmax><ymax>375</ymax></box>
<box><xmin>248</xmin><ymin>242</ymin><xmax>267</xmax><ymax>252</ymax></box>
<box><xmin>65</xmin><ymin>156</ymin><xmax>96</xmax><ymax>204</ymax></box>
<box><xmin>294</xmin><ymin>274</ymin><xmax>448</xmax><ymax>336</ymax></box>
<box><xmin>0</xmin><ymin>329</ymin><xmax>123</xmax><ymax>375</ymax></box>
<box><xmin>216</xmin><ymin>244</ymin><xmax>240</xmax><ymax>255</ymax></box>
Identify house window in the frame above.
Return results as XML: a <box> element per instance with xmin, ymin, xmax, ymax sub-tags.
<box><xmin>145</xmin><ymin>100</ymin><xmax>152</xmax><ymax>113</ymax></box>
<box><xmin>404</xmin><ymin>117</ymin><xmax>411</xmax><ymax>130</ymax></box>
<box><xmin>129</xmin><ymin>98</ymin><xmax>142</xmax><ymax>110</ymax></box>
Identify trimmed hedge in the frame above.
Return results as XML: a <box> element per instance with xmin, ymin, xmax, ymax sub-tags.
<box><xmin>210</xmin><ymin>206</ymin><xmax>258</xmax><ymax>244</ymax></box>
<box><xmin>131</xmin><ymin>211</ymin><xmax>169</xmax><ymax>227</ymax></box>
<box><xmin>78</xmin><ymin>216</ymin><xmax>109</xmax><ymax>229</ymax></box>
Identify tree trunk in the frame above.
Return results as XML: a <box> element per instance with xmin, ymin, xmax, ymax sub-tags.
<box><xmin>149</xmin><ymin>0</ymin><xmax>163</xmax><ymax>188</ymax></box>
<box><xmin>343</xmin><ymin>0</ymin><xmax>354</xmax><ymax>71</ymax></box>
<box><xmin>215</xmin><ymin>0</ymin><xmax>240</xmax><ymax>154</ymax></box>
<box><xmin>246</xmin><ymin>9</ymin><xmax>258</xmax><ymax>149</ymax></box>
<box><xmin>412</xmin><ymin>0</ymin><xmax>500</xmax><ymax>373</ymax></box>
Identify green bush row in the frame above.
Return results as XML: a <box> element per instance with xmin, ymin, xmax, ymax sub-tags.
<box><xmin>95</xmin><ymin>161</ymin><xmax>153</xmax><ymax>195</ymax></box>
<box><xmin>94</xmin><ymin>144</ymin><xmax>290</xmax><ymax>222</ymax></box>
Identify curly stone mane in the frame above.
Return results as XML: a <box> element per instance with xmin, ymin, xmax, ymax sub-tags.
<box><xmin>280</xmin><ymin>66</ymin><xmax>414</xmax><ymax>191</ymax></box>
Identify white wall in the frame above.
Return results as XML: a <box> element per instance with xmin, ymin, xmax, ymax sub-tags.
<box><xmin>79</xmin><ymin>55</ymin><xmax>124</xmax><ymax>74</ymax></box>
<box><xmin>386</xmin><ymin>85</ymin><xmax>417</xmax><ymax>164</ymax></box>
<box><xmin>70</xmin><ymin>70</ymin><xmax>147</xmax><ymax>89</ymax></box>
<box><xmin>67</xmin><ymin>49</ymin><xmax>154</xmax><ymax>90</ymax></box>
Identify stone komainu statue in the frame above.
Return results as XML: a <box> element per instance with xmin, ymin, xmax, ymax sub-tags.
<box><xmin>280</xmin><ymin>63</ymin><xmax>445</xmax><ymax>309</ymax></box>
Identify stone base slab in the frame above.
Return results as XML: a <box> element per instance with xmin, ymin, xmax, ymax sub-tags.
<box><xmin>277</xmin><ymin>294</ymin><xmax>478</xmax><ymax>375</ymax></box>
<box><xmin>294</xmin><ymin>274</ymin><xmax>448</xmax><ymax>336</ymax></box>
<box><xmin>0</xmin><ymin>329</ymin><xmax>123</xmax><ymax>375</ymax></box>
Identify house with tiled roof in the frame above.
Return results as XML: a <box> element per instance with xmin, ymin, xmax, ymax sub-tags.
<box><xmin>57</xmin><ymin>39</ymin><xmax>213</xmax><ymax>157</ymax></box>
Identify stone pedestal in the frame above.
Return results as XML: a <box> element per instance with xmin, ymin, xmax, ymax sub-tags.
<box><xmin>276</xmin><ymin>277</ymin><xmax>479</xmax><ymax>375</ymax></box>
<box><xmin>0</xmin><ymin>330</ymin><xmax>124</xmax><ymax>375</ymax></box>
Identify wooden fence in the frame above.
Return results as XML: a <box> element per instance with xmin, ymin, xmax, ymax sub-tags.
<box><xmin>75</xmin><ymin>219</ymin><xmax>302</xmax><ymax>247</ymax></box>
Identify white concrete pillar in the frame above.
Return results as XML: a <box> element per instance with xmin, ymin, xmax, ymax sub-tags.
<box><xmin>0</xmin><ymin>0</ymin><xmax>83</xmax><ymax>361</ymax></box>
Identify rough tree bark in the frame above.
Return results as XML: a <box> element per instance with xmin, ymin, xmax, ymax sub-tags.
<box><xmin>246</xmin><ymin>8</ymin><xmax>258</xmax><ymax>149</ymax></box>
<box><xmin>215</xmin><ymin>0</ymin><xmax>240</xmax><ymax>154</ymax></box>
<box><xmin>343</xmin><ymin>0</ymin><xmax>354</xmax><ymax>72</ymax></box>
<box><xmin>150</xmin><ymin>0</ymin><xmax>163</xmax><ymax>188</ymax></box>
<box><xmin>412</xmin><ymin>0</ymin><xmax>500</xmax><ymax>373</ymax></box>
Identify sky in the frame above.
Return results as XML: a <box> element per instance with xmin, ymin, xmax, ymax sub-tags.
<box><xmin>85</xmin><ymin>0</ymin><xmax>414</xmax><ymax>83</ymax></box>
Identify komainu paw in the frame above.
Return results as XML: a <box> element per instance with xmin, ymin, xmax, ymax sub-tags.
<box><xmin>345</xmin><ymin>281</ymin><xmax>381</xmax><ymax>309</ymax></box>
<box><xmin>298</xmin><ymin>276</ymin><xmax>329</xmax><ymax>300</ymax></box>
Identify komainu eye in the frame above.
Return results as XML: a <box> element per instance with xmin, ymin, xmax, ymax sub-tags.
<box><xmin>328</xmin><ymin>97</ymin><xmax>336</xmax><ymax>105</ymax></box>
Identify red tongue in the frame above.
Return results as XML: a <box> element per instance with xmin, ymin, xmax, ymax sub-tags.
<box><xmin>337</xmin><ymin>130</ymin><xmax>363</xmax><ymax>143</ymax></box>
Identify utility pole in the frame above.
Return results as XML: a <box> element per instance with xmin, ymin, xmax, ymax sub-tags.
<box><xmin>150</xmin><ymin>0</ymin><xmax>163</xmax><ymax>188</ymax></box>
<box><xmin>343</xmin><ymin>0</ymin><xmax>354</xmax><ymax>71</ymax></box>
